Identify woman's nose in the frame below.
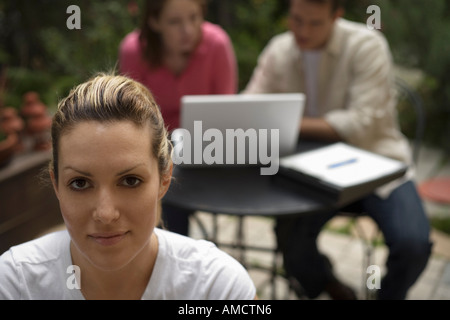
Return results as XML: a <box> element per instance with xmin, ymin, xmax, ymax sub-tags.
<box><xmin>181</xmin><ymin>20</ymin><xmax>195</xmax><ymax>37</ymax></box>
<box><xmin>93</xmin><ymin>189</ymin><xmax>119</xmax><ymax>223</ymax></box>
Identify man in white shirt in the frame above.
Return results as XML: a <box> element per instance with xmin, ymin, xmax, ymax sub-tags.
<box><xmin>244</xmin><ymin>0</ymin><xmax>432</xmax><ymax>300</ymax></box>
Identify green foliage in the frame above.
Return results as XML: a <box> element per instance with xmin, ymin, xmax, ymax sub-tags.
<box><xmin>0</xmin><ymin>130</ymin><xmax>6</xmax><ymax>142</ymax></box>
<box><xmin>1</xmin><ymin>0</ymin><xmax>142</xmax><ymax>110</ymax></box>
<box><xmin>431</xmin><ymin>217</ymin><xmax>450</xmax><ymax>236</ymax></box>
<box><xmin>3</xmin><ymin>68</ymin><xmax>51</xmax><ymax>109</ymax></box>
<box><xmin>3</xmin><ymin>67</ymin><xmax>80</xmax><ymax>112</ymax></box>
<box><xmin>208</xmin><ymin>0</ymin><xmax>288</xmax><ymax>91</ymax></box>
<box><xmin>38</xmin><ymin>1</ymin><xmax>140</xmax><ymax>78</ymax></box>
<box><xmin>364</xmin><ymin>0</ymin><xmax>450</xmax><ymax>156</ymax></box>
<box><xmin>1</xmin><ymin>0</ymin><xmax>449</xmax><ymax>157</ymax></box>
<box><xmin>228</xmin><ymin>0</ymin><xmax>288</xmax><ymax>91</ymax></box>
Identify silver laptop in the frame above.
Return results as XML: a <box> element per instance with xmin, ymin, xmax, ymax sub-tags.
<box><xmin>172</xmin><ymin>93</ymin><xmax>305</xmax><ymax>174</ymax></box>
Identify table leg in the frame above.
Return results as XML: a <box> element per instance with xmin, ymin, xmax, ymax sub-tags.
<box><xmin>212</xmin><ymin>213</ymin><xmax>218</xmax><ymax>244</ymax></box>
<box><xmin>237</xmin><ymin>216</ymin><xmax>246</xmax><ymax>267</ymax></box>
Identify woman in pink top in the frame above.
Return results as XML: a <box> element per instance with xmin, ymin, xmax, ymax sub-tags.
<box><xmin>119</xmin><ymin>0</ymin><xmax>238</xmax><ymax>236</ymax></box>
<box><xmin>119</xmin><ymin>0</ymin><xmax>238</xmax><ymax>131</ymax></box>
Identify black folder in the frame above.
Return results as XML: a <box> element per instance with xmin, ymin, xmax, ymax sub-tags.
<box><xmin>275</xmin><ymin>143</ymin><xmax>408</xmax><ymax>207</ymax></box>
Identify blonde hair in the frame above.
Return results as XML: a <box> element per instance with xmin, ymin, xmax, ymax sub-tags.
<box><xmin>51</xmin><ymin>73</ymin><xmax>172</xmax><ymax>184</ymax></box>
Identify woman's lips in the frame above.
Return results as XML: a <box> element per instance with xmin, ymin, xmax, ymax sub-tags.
<box><xmin>89</xmin><ymin>232</ymin><xmax>129</xmax><ymax>246</ymax></box>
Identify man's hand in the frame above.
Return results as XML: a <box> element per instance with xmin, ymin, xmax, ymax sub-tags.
<box><xmin>300</xmin><ymin>117</ymin><xmax>342</xmax><ymax>142</ymax></box>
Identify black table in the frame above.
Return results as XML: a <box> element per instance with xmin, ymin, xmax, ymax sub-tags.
<box><xmin>163</xmin><ymin>139</ymin><xmax>407</xmax><ymax>299</ymax></box>
<box><xmin>164</xmin><ymin>140</ymin><xmax>335</xmax><ymax>217</ymax></box>
<box><xmin>163</xmin><ymin>140</ymin><xmax>337</xmax><ymax>298</ymax></box>
<box><xmin>164</xmin><ymin>165</ymin><xmax>335</xmax><ymax>217</ymax></box>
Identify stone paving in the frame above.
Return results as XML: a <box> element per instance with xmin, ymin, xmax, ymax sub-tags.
<box><xmin>189</xmin><ymin>211</ymin><xmax>450</xmax><ymax>300</ymax></box>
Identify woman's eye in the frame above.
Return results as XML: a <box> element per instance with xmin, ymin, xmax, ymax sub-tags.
<box><xmin>168</xmin><ymin>18</ymin><xmax>181</xmax><ymax>26</ymax></box>
<box><xmin>121</xmin><ymin>176</ymin><xmax>142</xmax><ymax>188</ymax></box>
<box><xmin>69</xmin><ymin>179</ymin><xmax>90</xmax><ymax>191</ymax></box>
<box><xmin>190</xmin><ymin>13</ymin><xmax>200</xmax><ymax>23</ymax></box>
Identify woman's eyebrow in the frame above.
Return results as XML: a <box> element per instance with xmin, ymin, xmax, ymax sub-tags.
<box><xmin>62</xmin><ymin>163</ymin><xmax>147</xmax><ymax>177</ymax></box>
<box><xmin>63</xmin><ymin>166</ymin><xmax>92</xmax><ymax>177</ymax></box>
<box><xmin>116</xmin><ymin>163</ymin><xmax>147</xmax><ymax>176</ymax></box>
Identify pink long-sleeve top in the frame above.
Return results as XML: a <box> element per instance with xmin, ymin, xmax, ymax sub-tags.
<box><xmin>119</xmin><ymin>21</ymin><xmax>238</xmax><ymax>131</ymax></box>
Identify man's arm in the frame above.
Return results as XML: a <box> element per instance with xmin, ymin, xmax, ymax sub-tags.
<box><xmin>323</xmin><ymin>31</ymin><xmax>397</xmax><ymax>147</ymax></box>
<box><xmin>300</xmin><ymin>117</ymin><xmax>342</xmax><ymax>142</ymax></box>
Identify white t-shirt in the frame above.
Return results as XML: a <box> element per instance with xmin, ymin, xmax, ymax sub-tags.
<box><xmin>0</xmin><ymin>228</ymin><xmax>256</xmax><ymax>300</ymax></box>
<box><xmin>302</xmin><ymin>50</ymin><xmax>322</xmax><ymax>117</ymax></box>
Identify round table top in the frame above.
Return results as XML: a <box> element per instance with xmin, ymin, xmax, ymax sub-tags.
<box><xmin>163</xmin><ymin>164</ymin><xmax>334</xmax><ymax>217</ymax></box>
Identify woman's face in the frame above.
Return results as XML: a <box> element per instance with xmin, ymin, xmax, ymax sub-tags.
<box><xmin>150</xmin><ymin>0</ymin><xmax>204</xmax><ymax>55</ymax></box>
<box><xmin>51</xmin><ymin>120</ymin><xmax>170</xmax><ymax>271</ymax></box>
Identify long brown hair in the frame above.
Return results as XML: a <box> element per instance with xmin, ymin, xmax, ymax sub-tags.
<box><xmin>138</xmin><ymin>0</ymin><xmax>208</xmax><ymax>68</ymax></box>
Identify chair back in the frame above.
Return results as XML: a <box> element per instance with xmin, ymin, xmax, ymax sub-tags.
<box><xmin>395</xmin><ymin>77</ymin><xmax>426</xmax><ymax>165</ymax></box>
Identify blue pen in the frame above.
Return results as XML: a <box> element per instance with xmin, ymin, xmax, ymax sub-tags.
<box><xmin>327</xmin><ymin>158</ymin><xmax>358</xmax><ymax>169</ymax></box>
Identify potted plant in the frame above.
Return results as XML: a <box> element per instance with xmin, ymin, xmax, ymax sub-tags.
<box><xmin>0</xmin><ymin>107</ymin><xmax>23</xmax><ymax>168</ymax></box>
<box><xmin>20</xmin><ymin>92</ymin><xmax>52</xmax><ymax>151</ymax></box>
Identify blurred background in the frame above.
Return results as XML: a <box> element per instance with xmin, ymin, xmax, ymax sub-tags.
<box><xmin>0</xmin><ymin>0</ymin><xmax>449</xmax><ymax>251</ymax></box>
<box><xmin>1</xmin><ymin>0</ymin><xmax>449</xmax><ymax>156</ymax></box>
<box><xmin>1</xmin><ymin>0</ymin><xmax>450</xmax><ymax>299</ymax></box>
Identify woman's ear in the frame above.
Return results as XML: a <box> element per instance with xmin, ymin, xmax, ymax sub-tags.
<box><xmin>148</xmin><ymin>17</ymin><xmax>160</xmax><ymax>32</ymax></box>
<box><xmin>158</xmin><ymin>162</ymin><xmax>173</xmax><ymax>200</ymax></box>
<box><xmin>49</xmin><ymin>169</ymin><xmax>60</xmax><ymax>200</ymax></box>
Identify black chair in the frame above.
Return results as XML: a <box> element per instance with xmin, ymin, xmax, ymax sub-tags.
<box><xmin>276</xmin><ymin>77</ymin><xmax>426</xmax><ymax>300</ymax></box>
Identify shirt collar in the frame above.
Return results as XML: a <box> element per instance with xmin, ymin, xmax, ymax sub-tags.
<box><xmin>324</xmin><ymin>18</ymin><xmax>343</xmax><ymax>56</ymax></box>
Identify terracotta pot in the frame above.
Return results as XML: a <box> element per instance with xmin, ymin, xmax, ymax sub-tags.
<box><xmin>19</xmin><ymin>92</ymin><xmax>52</xmax><ymax>151</ymax></box>
<box><xmin>0</xmin><ymin>133</ymin><xmax>19</xmax><ymax>168</ymax></box>
<box><xmin>21</xmin><ymin>91</ymin><xmax>41</xmax><ymax>111</ymax></box>
<box><xmin>1</xmin><ymin>107</ymin><xmax>25</xmax><ymax>134</ymax></box>
<box><xmin>26</xmin><ymin>113</ymin><xmax>52</xmax><ymax>134</ymax></box>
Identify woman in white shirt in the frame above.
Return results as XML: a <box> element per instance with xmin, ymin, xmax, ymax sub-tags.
<box><xmin>0</xmin><ymin>73</ymin><xmax>256</xmax><ymax>300</ymax></box>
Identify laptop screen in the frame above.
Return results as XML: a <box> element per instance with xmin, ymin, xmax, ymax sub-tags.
<box><xmin>172</xmin><ymin>93</ymin><xmax>305</xmax><ymax>175</ymax></box>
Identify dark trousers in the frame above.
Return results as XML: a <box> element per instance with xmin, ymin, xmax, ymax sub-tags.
<box><xmin>275</xmin><ymin>181</ymin><xmax>433</xmax><ymax>300</ymax></box>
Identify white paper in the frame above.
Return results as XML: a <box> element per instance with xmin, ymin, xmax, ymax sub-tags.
<box><xmin>279</xmin><ymin>142</ymin><xmax>406</xmax><ymax>188</ymax></box>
